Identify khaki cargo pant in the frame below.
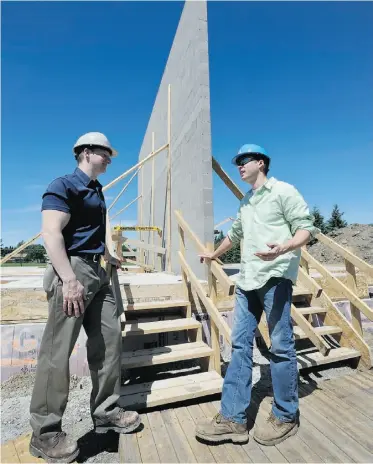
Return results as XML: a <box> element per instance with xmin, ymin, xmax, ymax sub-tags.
<box><xmin>30</xmin><ymin>256</ymin><xmax>122</xmax><ymax>438</ymax></box>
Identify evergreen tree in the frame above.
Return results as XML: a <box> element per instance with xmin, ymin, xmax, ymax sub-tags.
<box><xmin>326</xmin><ymin>204</ymin><xmax>347</xmax><ymax>232</ymax></box>
<box><xmin>311</xmin><ymin>206</ymin><xmax>327</xmax><ymax>234</ymax></box>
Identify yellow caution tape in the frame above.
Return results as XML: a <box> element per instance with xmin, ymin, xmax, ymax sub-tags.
<box><xmin>113</xmin><ymin>226</ymin><xmax>162</xmax><ymax>234</ymax></box>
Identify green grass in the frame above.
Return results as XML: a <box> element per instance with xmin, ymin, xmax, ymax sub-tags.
<box><xmin>0</xmin><ymin>262</ymin><xmax>47</xmax><ymax>268</ymax></box>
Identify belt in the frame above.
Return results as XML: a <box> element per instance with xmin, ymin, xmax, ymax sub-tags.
<box><xmin>70</xmin><ymin>253</ymin><xmax>103</xmax><ymax>263</ymax></box>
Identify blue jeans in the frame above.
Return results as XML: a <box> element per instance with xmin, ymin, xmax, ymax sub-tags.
<box><xmin>220</xmin><ymin>277</ymin><xmax>298</xmax><ymax>424</ymax></box>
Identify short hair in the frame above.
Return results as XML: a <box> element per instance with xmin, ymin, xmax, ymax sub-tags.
<box><xmin>257</xmin><ymin>155</ymin><xmax>270</xmax><ymax>175</ymax></box>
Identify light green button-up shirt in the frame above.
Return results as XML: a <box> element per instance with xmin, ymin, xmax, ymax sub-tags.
<box><xmin>227</xmin><ymin>177</ymin><xmax>319</xmax><ymax>291</ymax></box>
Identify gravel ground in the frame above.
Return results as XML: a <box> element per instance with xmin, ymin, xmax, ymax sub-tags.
<box><xmin>1</xmin><ymin>339</ymin><xmax>363</xmax><ymax>463</ymax></box>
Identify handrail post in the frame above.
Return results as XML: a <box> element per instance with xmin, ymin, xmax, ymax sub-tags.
<box><xmin>207</xmin><ymin>242</ymin><xmax>221</xmax><ymax>374</ymax></box>
<box><xmin>344</xmin><ymin>250</ymin><xmax>363</xmax><ymax>337</ymax></box>
<box><xmin>178</xmin><ymin>225</ymin><xmax>190</xmax><ymax>315</ymax></box>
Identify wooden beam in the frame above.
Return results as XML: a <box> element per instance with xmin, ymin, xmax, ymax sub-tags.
<box><xmin>151</xmin><ymin>131</ymin><xmax>155</xmax><ymax>268</ymax></box>
<box><xmin>345</xmin><ymin>259</ymin><xmax>363</xmax><ymax>337</ymax></box>
<box><xmin>291</xmin><ymin>305</ymin><xmax>330</xmax><ymax>356</ymax></box>
<box><xmin>124</xmin><ymin>238</ymin><xmax>166</xmax><ymax>255</ymax></box>
<box><xmin>0</xmin><ymin>232</ymin><xmax>42</xmax><ymax>265</ymax></box>
<box><xmin>110</xmin><ymin>195</ymin><xmax>141</xmax><ymax>221</ymax></box>
<box><xmin>107</xmin><ymin>167</ymin><xmax>140</xmax><ymax>212</ymax></box>
<box><xmin>212</xmin><ymin>156</ymin><xmax>244</xmax><ymax>200</ymax></box>
<box><xmin>174</xmin><ymin>210</ymin><xmax>235</xmax><ymax>296</ymax></box>
<box><xmin>316</xmin><ymin>233</ymin><xmax>373</xmax><ymax>278</ymax></box>
<box><xmin>167</xmin><ymin>84</ymin><xmax>172</xmax><ymax>273</ymax></box>
<box><xmin>302</xmin><ymin>248</ymin><xmax>373</xmax><ymax>322</ymax></box>
<box><xmin>178</xmin><ymin>252</ymin><xmax>232</xmax><ymax>342</ymax></box>
<box><xmin>214</xmin><ymin>217</ymin><xmax>234</xmax><ymax>230</ymax></box>
<box><xmin>104</xmin><ymin>212</ymin><xmax>124</xmax><ymax>315</ymax></box>
<box><xmin>103</xmin><ymin>142</ymin><xmax>168</xmax><ymax>192</ymax></box>
<box><xmin>298</xmin><ymin>266</ymin><xmax>323</xmax><ymax>298</ymax></box>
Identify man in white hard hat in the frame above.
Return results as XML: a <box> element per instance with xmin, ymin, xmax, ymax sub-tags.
<box><xmin>196</xmin><ymin>144</ymin><xmax>319</xmax><ymax>447</ymax></box>
<box><xmin>29</xmin><ymin>132</ymin><xmax>141</xmax><ymax>463</ymax></box>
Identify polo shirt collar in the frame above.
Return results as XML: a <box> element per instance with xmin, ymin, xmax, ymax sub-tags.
<box><xmin>74</xmin><ymin>168</ymin><xmax>102</xmax><ymax>188</ymax></box>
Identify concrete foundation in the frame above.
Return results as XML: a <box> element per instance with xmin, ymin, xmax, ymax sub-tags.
<box><xmin>137</xmin><ymin>0</ymin><xmax>213</xmax><ymax>279</ymax></box>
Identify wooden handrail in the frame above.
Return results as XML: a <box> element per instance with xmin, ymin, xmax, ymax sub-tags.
<box><xmin>212</xmin><ymin>157</ymin><xmax>244</xmax><ymax>201</ymax></box>
<box><xmin>316</xmin><ymin>233</ymin><xmax>373</xmax><ymax>278</ymax></box>
<box><xmin>178</xmin><ymin>252</ymin><xmax>232</xmax><ymax>342</ymax></box>
<box><xmin>174</xmin><ymin>210</ymin><xmax>235</xmax><ymax>296</ymax></box>
<box><xmin>302</xmin><ymin>248</ymin><xmax>373</xmax><ymax>321</ymax></box>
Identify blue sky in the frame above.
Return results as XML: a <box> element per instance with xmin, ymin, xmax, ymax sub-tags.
<box><xmin>2</xmin><ymin>1</ymin><xmax>372</xmax><ymax>247</ymax></box>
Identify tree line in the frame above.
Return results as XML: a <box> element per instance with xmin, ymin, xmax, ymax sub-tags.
<box><xmin>215</xmin><ymin>204</ymin><xmax>348</xmax><ymax>264</ymax></box>
<box><xmin>0</xmin><ymin>240</ymin><xmax>47</xmax><ymax>262</ymax></box>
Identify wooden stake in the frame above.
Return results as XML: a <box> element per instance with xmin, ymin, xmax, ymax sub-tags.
<box><xmin>151</xmin><ymin>132</ymin><xmax>155</xmax><ymax>268</ymax></box>
<box><xmin>166</xmin><ymin>84</ymin><xmax>172</xmax><ymax>272</ymax></box>
<box><xmin>0</xmin><ymin>232</ymin><xmax>42</xmax><ymax>265</ymax></box>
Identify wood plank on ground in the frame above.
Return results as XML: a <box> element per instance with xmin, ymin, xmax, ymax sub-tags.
<box><xmin>300</xmin><ymin>383</ymin><xmax>373</xmax><ymax>454</ymax></box>
<box><xmin>161</xmin><ymin>409</ymin><xmax>197</xmax><ymax>463</ymax></box>
<box><xmin>13</xmin><ymin>434</ymin><xmax>44</xmax><ymax>464</ymax></box>
<box><xmin>174</xmin><ymin>406</ymin><xmax>216</xmax><ymax>463</ymax></box>
<box><xmin>147</xmin><ymin>411</ymin><xmax>178</xmax><ymax>463</ymax></box>
<box><xmin>299</xmin><ymin>399</ymin><xmax>373</xmax><ymax>462</ymax></box>
<box><xmin>1</xmin><ymin>440</ymin><xmax>20</xmax><ymax>464</ymax></box>
<box><xmin>136</xmin><ymin>414</ymin><xmax>160</xmax><ymax>463</ymax></box>
<box><xmin>187</xmin><ymin>404</ymin><xmax>233</xmax><ymax>463</ymax></box>
<box><xmin>119</xmin><ymin>434</ymin><xmax>141</xmax><ymax>464</ymax></box>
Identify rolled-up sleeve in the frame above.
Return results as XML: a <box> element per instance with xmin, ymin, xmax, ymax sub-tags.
<box><xmin>41</xmin><ymin>178</ymin><xmax>71</xmax><ymax>214</ymax></box>
<box><xmin>281</xmin><ymin>185</ymin><xmax>320</xmax><ymax>238</ymax></box>
<box><xmin>227</xmin><ymin>209</ymin><xmax>244</xmax><ymax>244</ymax></box>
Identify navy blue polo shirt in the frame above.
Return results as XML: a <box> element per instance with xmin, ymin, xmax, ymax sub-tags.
<box><xmin>41</xmin><ymin>168</ymin><xmax>106</xmax><ymax>255</ymax></box>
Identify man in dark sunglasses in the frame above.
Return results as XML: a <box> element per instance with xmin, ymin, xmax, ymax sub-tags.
<box><xmin>196</xmin><ymin>144</ymin><xmax>318</xmax><ymax>446</ymax></box>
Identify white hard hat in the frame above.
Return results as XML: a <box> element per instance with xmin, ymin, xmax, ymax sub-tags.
<box><xmin>73</xmin><ymin>132</ymin><xmax>118</xmax><ymax>157</ymax></box>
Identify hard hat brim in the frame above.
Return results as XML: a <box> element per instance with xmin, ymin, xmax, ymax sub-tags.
<box><xmin>231</xmin><ymin>152</ymin><xmax>267</xmax><ymax>166</ymax></box>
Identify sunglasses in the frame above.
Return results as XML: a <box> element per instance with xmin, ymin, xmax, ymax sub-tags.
<box><xmin>235</xmin><ymin>155</ymin><xmax>258</xmax><ymax>167</ymax></box>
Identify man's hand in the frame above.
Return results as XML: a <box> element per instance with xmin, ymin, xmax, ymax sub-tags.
<box><xmin>254</xmin><ymin>243</ymin><xmax>287</xmax><ymax>261</ymax></box>
<box><xmin>199</xmin><ymin>252</ymin><xmax>215</xmax><ymax>264</ymax></box>
<box><xmin>62</xmin><ymin>278</ymin><xmax>85</xmax><ymax>318</ymax></box>
<box><xmin>105</xmin><ymin>254</ymin><xmax>123</xmax><ymax>269</ymax></box>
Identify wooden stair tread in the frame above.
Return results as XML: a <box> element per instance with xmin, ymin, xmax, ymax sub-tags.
<box><xmin>293</xmin><ymin>325</ymin><xmax>342</xmax><ymax>339</ymax></box>
<box><xmin>293</xmin><ymin>286</ymin><xmax>312</xmax><ymax>296</ymax></box>
<box><xmin>123</xmin><ymin>299</ymin><xmax>190</xmax><ymax>312</ymax></box>
<box><xmin>297</xmin><ymin>306</ymin><xmax>327</xmax><ymax>315</ymax></box>
<box><xmin>297</xmin><ymin>347</ymin><xmax>361</xmax><ymax>369</ymax></box>
<box><xmin>122</xmin><ymin>317</ymin><xmax>200</xmax><ymax>336</ymax></box>
<box><xmin>121</xmin><ymin>341</ymin><xmax>213</xmax><ymax>368</ymax></box>
<box><xmin>119</xmin><ymin>371</ymin><xmax>223</xmax><ymax>409</ymax></box>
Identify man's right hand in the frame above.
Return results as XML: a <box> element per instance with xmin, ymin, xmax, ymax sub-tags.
<box><xmin>199</xmin><ymin>252</ymin><xmax>215</xmax><ymax>264</ymax></box>
<box><xmin>62</xmin><ymin>278</ymin><xmax>85</xmax><ymax>318</ymax></box>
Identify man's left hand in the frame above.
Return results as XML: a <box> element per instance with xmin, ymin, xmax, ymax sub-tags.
<box><xmin>254</xmin><ymin>243</ymin><xmax>288</xmax><ymax>261</ymax></box>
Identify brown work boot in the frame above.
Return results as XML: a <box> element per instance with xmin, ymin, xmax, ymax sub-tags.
<box><xmin>94</xmin><ymin>408</ymin><xmax>141</xmax><ymax>434</ymax></box>
<box><xmin>29</xmin><ymin>431</ymin><xmax>79</xmax><ymax>463</ymax></box>
<box><xmin>254</xmin><ymin>411</ymin><xmax>299</xmax><ymax>446</ymax></box>
<box><xmin>195</xmin><ymin>412</ymin><xmax>249</xmax><ymax>444</ymax></box>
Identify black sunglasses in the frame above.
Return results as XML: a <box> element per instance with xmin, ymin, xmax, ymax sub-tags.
<box><xmin>235</xmin><ymin>155</ymin><xmax>260</xmax><ymax>167</ymax></box>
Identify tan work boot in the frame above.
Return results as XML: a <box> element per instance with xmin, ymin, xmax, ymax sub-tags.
<box><xmin>254</xmin><ymin>411</ymin><xmax>299</xmax><ymax>446</ymax></box>
<box><xmin>95</xmin><ymin>408</ymin><xmax>141</xmax><ymax>434</ymax></box>
<box><xmin>29</xmin><ymin>431</ymin><xmax>79</xmax><ymax>463</ymax></box>
<box><xmin>195</xmin><ymin>413</ymin><xmax>249</xmax><ymax>444</ymax></box>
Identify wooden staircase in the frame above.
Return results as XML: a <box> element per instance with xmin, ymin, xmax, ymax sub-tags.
<box><xmin>118</xmin><ymin>298</ymin><xmax>224</xmax><ymax>410</ymax></box>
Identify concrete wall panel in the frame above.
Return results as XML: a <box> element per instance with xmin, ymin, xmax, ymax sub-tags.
<box><xmin>138</xmin><ymin>0</ymin><xmax>213</xmax><ymax>279</ymax></box>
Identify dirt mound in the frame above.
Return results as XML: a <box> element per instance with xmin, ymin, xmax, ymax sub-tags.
<box><xmin>308</xmin><ymin>224</ymin><xmax>373</xmax><ymax>265</ymax></box>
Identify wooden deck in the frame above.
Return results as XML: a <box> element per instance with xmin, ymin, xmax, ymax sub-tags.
<box><xmin>2</xmin><ymin>371</ymin><xmax>372</xmax><ymax>463</ymax></box>
<box><xmin>120</xmin><ymin>370</ymin><xmax>373</xmax><ymax>463</ymax></box>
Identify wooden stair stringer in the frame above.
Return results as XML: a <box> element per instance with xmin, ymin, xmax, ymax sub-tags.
<box><xmin>318</xmin><ymin>289</ymin><xmax>371</xmax><ymax>369</ymax></box>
